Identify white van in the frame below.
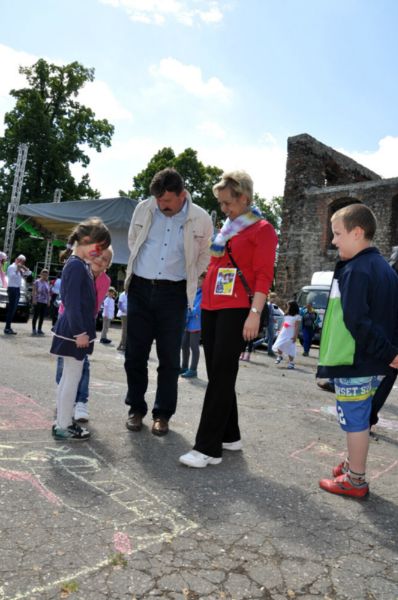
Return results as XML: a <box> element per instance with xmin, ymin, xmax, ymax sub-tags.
<box><xmin>296</xmin><ymin>271</ymin><xmax>333</xmax><ymax>344</ymax></box>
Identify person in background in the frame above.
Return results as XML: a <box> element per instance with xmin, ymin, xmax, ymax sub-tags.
<box><xmin>179</xmin><ymin>170</ymin><xmax>277</xmax><ymax>468</ymax></box>
<box><xmin>300</xmin><ymin>302</ymin><xmax>318</xmax><ymax>356</ymax></box>
<box><xmin>50</xmin><ymin>272</ymin><xmax>62</xmax><ymax>326</ymax></box>
<box><xmin>272</xmin><ymin>300</ymin><xmax>301</xmax><ymax>370</ymax></box>
<box><xmin>32</xmin><ymin>268</ymin><xmax>51</xmax><ymax>335</ymax></box>
<box><xmin>124</xmin><ymin>167</ymin><xmax>213</xmax><ymax>437</ymax></box>
<box><xmin>50</xmin><ymin>217</ymin><xmax>111</xmax><ymax>440</ymax></box>
<box><xmin>116</xmin><ymin>290</ymin><xmax>128</xmax><ymax>352</ymax></box>
<box><xmin>100</xmin><ymin>287</ymin><xmax>117</xmax><ymax>344</ymax></box>
<box><xmin>266</xmin><ymin>293</ymin><xmax>277</xmax><ymax>357</ymax></box>
<box><xmin>117</xmin><ymin>266</ymin><xmax>126</xmax><ymax>292</ymax></box>
<box><xmin>180</xmin><ymin>274</ymin><xmax>204</xmax><ymax>378</ymax></box>
<box><xmin>4</xmin><ymin>254</ymin><xmax>31</xmax><ymax>335</ymax></box>
<box><xmin>0</xmin><ymin>252</ymin><xmax>7</xmax><ymax>288</ymax></box>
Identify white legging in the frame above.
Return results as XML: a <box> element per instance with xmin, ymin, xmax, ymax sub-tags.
<box><xmin>56</xmin><ymin>356</ymin><xmax>84</xmax><ymax>429</ymax></box>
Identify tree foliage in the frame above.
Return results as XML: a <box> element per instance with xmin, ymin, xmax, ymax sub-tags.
<box><xmin>0</xmin><ymin>58</ymin><xmax>114</xmax><ymax>255</ymax></box>
<box><xmin>254</xmin><ymin>194</ymin><xmax>283</xmax><ymax>235</ymax></box>
<box><xmin>125</xmin><ymin>147</ymin><xmax>224</xmax><ymax>216</ymax></box>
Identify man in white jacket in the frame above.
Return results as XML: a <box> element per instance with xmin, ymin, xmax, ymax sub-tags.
<box><xmin>124</xmin><ymin>168</ymin><xmax>213</xmax><ymax>436</ymax></box>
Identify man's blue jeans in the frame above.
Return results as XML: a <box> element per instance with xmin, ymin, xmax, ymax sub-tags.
<box><xmin>5</xmin><ymin>287</ymin><xmax>20</xmax><ymax>329</ymax></box>
<box><xmin>56</xmin><ymin>355</ymin><xmax>90</xmax><ymax>404</ymax></box>
<box><xmin>124</xmin><ymin>276</ymin><xmax>187</xmax><ymax>420</ymax></box>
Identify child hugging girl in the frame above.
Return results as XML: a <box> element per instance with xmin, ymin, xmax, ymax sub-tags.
<box><xmin>272</xmin><ymin>300</ymin><xmax>300</xmax><ymax>370</ymax></box>
<box><xmin>50</xmin><ymin>217</ymin><xmax>111</xmax><ymax>441</ymax></box>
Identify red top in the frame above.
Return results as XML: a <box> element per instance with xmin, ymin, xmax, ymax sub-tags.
<box><xmin>201</xmin><ymin>219</ymin><xmax>277</xmax><ymax>310</ymax></box>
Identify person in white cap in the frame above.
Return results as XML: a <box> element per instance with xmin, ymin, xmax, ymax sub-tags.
<box><xmin>4</xmin><ymin>254</ymin><xmax>31</xmax><ymax>335</ymax></box>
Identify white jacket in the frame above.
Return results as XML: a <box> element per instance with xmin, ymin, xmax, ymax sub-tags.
<box><xmin>125</xmin><ymin>193</ymin><xmax>213</xmax><ymax>307</ymax></box>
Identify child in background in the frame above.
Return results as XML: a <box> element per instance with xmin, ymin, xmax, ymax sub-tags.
<box><xmin>317</xmin><ymin>204</ymin><xmax>398</xmax><ymax>498</ymax></box>
<box><xmin>50</xmin><ymin>217</ymin><xmax>111</xmax><ymax>441</ymax></box>
<box><xmin>100</xmin><ymin>287</ymin><xmax>117</xmax><ymax>344</ymax></box>
<box><xmin>50</xmin><ymin>272</ymin><xmax>62</xmax><ymax>326</ymax></box>
<box><xmin>180</xmin><ymin>275</ymin><xmax>204</xmax><ymax>378</ymax></box>
<box><xmin>300</xmin><ymin>302</ymin><xmax>318</xmax><ymax>356</ymax></box>
<box><xmin>32</xmin><ymin>268</ymin><xmax>51</xmax><ymax>335</ymax></box>
<box><xmin>272</xmin><ymin>300</ymin><xmax>300</xmax><ymax>369</ymax></box>
<box><xmin>116</xmin><ymin>290</ymin><xmax>128</xmax><ymax>352</ymax></box>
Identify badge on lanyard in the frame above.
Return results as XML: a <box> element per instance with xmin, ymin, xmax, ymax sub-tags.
<box><xmin>214</xmin><ymin>268</ymin><xmax>237</xmax><ymax>296</ymax></box>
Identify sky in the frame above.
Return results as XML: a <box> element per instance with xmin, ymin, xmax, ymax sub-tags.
<box><xmin>1</xmin><ymin>0</ymin><xmax>398</xmax><ymax>201</ymax></box>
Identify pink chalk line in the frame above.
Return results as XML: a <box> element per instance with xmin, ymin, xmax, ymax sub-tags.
<box><xmin>0</xmin><ymin>386</ymin><xmax>53</xmax><ymax>430</ymax></box>
<box><xmin>0</xmin><ymin>467</ymin><xmax>62</xmax><ymax>506</ymax></box>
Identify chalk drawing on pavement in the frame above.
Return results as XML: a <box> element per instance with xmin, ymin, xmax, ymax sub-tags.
<box><xmin>0</xmin><ymin>386</ymin><xmax>53</xmax><ymax>430</ymax></box>
<box><xmin>0</xmin><ymin>440</ymin><xmax>197</xmax><ymax>600</ymax></box>
<box><xmin>290</xmin><ymin>439</ymin><xmax>398</xmax><ymax>482</ymax></box>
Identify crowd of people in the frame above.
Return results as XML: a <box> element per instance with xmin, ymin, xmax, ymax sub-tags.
<box><xmin>1</xmin><ymin>168</ymin><xmax>398</xmax><ymax>499</ymax></box>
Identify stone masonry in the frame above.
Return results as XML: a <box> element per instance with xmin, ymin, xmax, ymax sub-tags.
<box><xmin>275</xmin><ymin>133</ymin><xmax>398</xmax><ymax>301</ymax></box>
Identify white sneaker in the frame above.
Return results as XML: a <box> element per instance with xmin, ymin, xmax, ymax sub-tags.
<box><xmin>222</xmin><ymin>440</ymin><xmax>243</xmax><ymax>451</ymax></box>
<box><xmin>179</xmin><ymin>449</ymin><xmax>222</xmax><ymax>468</ymax></box>
<box><xmin>287</xmin><ymin>361</ymin><xmax>295</xmax><ymax>370</ymax></box>
<box><xmin>275</xmin><ymin>355</ymin><xmax>283</xmax><ymax>364</ymax></box>
<box><xmin>74</xmin><ymin>402</ymin><xmax>89</xmax><ymax>422</ymax></box>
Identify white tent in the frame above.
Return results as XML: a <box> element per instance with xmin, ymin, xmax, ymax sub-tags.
<box><xmin>18</xmin><ymin>197</ymin><xmax>138</xmax><ymax>264</ymax></box>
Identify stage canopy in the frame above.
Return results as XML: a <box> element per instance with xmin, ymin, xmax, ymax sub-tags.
<box><xmin>18</xmin><ymin>197</ymin><xmax>138</xmax><ymax>264</ymax></box>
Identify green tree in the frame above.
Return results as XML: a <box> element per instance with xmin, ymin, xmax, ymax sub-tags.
<box><xmin>125</xmin><ymin>147</ymin><xmax>223</xmax><ymax>215</ymax></box>
<box><xmin>254</xmin><ymin>194</ymin><xmax>283</xmax><ymax>235</ymax></box>
<box><xmin>0</xmin><ymin>58</ymin><xmax>114</xmax><ymax>254</ymax></box>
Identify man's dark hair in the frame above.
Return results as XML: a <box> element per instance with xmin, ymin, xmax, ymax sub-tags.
<box><xmin>149</xmin><ymin>168</ymin><xmax>184</xmax><ymax>197</ymax></box>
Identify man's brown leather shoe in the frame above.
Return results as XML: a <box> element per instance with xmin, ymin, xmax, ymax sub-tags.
<box><xmin>126</xmin><ymin>413</ymin><xmax>143</xmax><ymax>432</ymax></box>
<box><xmin>152</xmin><ymin>417</ymin><xmax>169</xmax><ymax>436</ymax></box>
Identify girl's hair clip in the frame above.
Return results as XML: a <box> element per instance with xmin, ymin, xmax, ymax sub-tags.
<box><xmin>66</xmin><ymin>243</ymin><xmax>73</xmax><ymax>250</ymax></box>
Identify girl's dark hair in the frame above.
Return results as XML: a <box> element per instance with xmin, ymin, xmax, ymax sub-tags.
<box><xmin>60</xmin><ymin>217</ymin><xmax>111</xmax><ymax>261</ymax></box>
<box><xmin>287</xmin><ymin>300</ymin><xmax>300</xmax><ymax>316</ymax></box>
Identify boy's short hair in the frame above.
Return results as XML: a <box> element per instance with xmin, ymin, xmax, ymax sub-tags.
<box><xmin>331</xmin><ymin>203</ymin><xmax>377</xmax><ymax>240</ymax></box>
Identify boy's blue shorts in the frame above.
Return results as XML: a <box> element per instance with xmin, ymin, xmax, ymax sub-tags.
<box><xmin>335</xmin><ymin>376</ymin><xmax>384</xmax><ymax>432</ymax></box>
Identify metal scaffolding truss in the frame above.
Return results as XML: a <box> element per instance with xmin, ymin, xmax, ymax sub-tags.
<box><xmin>3</xmin><ymin>143</ymin><xmax>29</xmax><ymax>260</ymax></box>
<box><xmin>44</xmin><ymin>188</ymin><xmax>62</xmax><ymax>269</ymax></box>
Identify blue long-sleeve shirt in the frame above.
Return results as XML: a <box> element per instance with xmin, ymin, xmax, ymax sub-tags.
<box><xmin>186</xmin><ymin>288</ymin><xmax>202</xmax><ymax>332</ymax></box>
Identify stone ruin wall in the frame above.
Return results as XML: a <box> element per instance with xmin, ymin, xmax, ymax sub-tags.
<box><xmin>275</xmin><ymin>134</ymin><xmax>398</xmax><ymax>302</ymax></box>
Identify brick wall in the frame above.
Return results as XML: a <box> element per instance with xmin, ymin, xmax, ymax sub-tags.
<box><xmin>275</xmin><ymin>134</ymin><xmax>398</xmax><ymax>300</ymax></box>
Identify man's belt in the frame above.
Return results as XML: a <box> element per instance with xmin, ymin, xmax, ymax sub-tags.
<box><xmin>132</xmin><ymin>275</ymin><xmax>186</xmax><ymax>286</ymax></box>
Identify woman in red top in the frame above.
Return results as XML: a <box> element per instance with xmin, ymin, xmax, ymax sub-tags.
<box><xmin>180</xmin><ymin>171</ymin><xmax>278</xmax><ymax>468</ymax></box>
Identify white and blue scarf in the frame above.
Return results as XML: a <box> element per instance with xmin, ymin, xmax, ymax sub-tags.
<box><xmin>210</xmin><ymin>206</ymin><xmax>263</xmax><ymax>256</ymax></box>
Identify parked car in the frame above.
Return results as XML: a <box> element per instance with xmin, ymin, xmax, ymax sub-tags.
<box><xmin>252</xmin><ymin>303</ymin><xmax>284</xmax><ymax>351</ymax></box>
<box><xmin>0</xmin><ymin>279</ymin><xmax>31</xmax><ymax>323</ymax></box>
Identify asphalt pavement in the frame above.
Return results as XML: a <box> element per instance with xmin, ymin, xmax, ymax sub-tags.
<box><xmin>1</xmin><ymin>320</ymin><xmax>398</xmax><ymax>600</ymax></box>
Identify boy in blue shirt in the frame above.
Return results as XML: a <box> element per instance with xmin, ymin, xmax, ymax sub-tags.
<box><xmin>317</xmin><ymin>204</ymin><xmax>398</xmax><ymax>498</ymax></box>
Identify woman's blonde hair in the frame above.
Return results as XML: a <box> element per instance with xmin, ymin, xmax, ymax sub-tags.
<box><xmin>213</xmin><ymin>171</ymin><xmax>253</xmax><ymax>203</ymax></box>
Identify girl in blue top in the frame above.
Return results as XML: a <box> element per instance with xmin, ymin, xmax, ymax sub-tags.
<box><xmin>50</xmin><ymin>217</ymin><xmax>111</xmax><ymax>441</ymax></box>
